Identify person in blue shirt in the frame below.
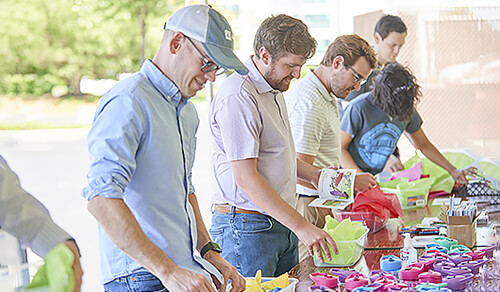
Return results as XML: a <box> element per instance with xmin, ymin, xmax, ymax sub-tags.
<box><xmin>340</xmin><ymin>62</ymin><xmax>471</xmax><ymax>183</ymax></box>
<box><xmin>81</xmin><ymin>5</ymin><xmax>248</xmax><ymax>292</ymax></box>
<box><xmin>340</xmin><ymin>15</ymin><xmax>408</xmax><ymax>173</ymax></box>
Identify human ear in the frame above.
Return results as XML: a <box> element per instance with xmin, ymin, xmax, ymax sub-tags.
<box><xmin>169</xmin><ymin>32</ymin><xmax>184</xmax><ymax>54</ymax></box>
<box><xmin>332</xmin><ymin>55</ymin><xmax>344</xmax><ymax>70</ymax></box>
<box><xmin>259</xmin><ymin>47</ymin><xmax>272</xmax><ymax>65</ymax></box>
<box><xmin>374</xmin><ymin>32</ymin><xmax>382</xmax><ymax>44</ymax></box>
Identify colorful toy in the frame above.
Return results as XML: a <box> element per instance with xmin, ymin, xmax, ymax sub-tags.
<box><xmin>345</xmin><ymin>273</ymin><xmax>369</xmax><ymax>291</ymax></box>
<box><xmin>309</xmin><ymin>272</ymin><xmax>338</xmax><ymax>288</ymax></box>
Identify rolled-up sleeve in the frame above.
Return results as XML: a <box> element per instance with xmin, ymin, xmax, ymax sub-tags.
<box><xmin>82</xmin><ymin>94</ymin><xmax>145</xmax><ymax>201</ymax></box>
<box><xmin>0</xmin><ymin>156</ymin><xmax>71</xmax><ymax>257</ymax></box>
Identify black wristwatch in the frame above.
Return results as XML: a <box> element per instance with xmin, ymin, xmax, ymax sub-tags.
<box><xmin>200</xmin><ymin>241</ymin><xmax>222</xmax><ymax>258</ymax></box>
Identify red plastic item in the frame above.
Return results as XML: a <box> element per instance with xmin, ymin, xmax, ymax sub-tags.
<box><xmin>374</xmin><ymin>275</ymin><xmax>398</xmax><ymax>286</ymax></box>
<box><xmin>465</xmin><ymin>250</ymin><xmax>485</xmax><ymax>261</ymax></box>
<box><xmin>418</xmin><ymin>271</ymin><xmax>442</xmax><ymax>283</ymax></box>
<box><xmin>418</xmin><ymin>258</ymin><xmax>435</xmax><ymax>272</ymax></box>
<box><xmin>344</xmin><ymin>273</ymin><xmax>369</xmax><ymax>291</ymax></box>
<box><xmin>352</xmin><ymin>186</ymin><xmax>404</xmax><ymax>220</ymax></box>
<box><xmin>309</xmin><ymin>272</ymin><xmax>338</xmax><ymax>288</ymax></box>
<box><xmin>383</xmin><ymin>282</ymin><xmax>408</xmax><ymax>292</ymax></box>
<box><xmin>399</xmin><ymin>263</ymin><xmax>425</xmax><ymax>281</ymax></box>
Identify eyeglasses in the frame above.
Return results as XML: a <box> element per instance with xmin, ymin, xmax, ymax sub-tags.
<box><xmin>185</xmin><ymin>36</ymin><xmax>227</xmax><ymax>76</ymax></box>
<box><xmin>346</xmin><ymin>64</ymin><xmax>367</xmax><ymax>85</ymax></box>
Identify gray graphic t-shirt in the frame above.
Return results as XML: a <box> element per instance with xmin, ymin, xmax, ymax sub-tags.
<box><xmin>340</xmin><ymin>92</ymin><xmax>422</xmax><ymax>175</ymax></box>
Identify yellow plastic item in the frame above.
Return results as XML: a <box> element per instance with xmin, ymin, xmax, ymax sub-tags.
<box><xmin>261</xmin><ymin>272</ymin><xmax>289</xmax><ymax>289</ymax></box>
<box><xmin>244</xmin><ymin>270</ymin><xmax>290</xmax><ymax>291</ymax></box>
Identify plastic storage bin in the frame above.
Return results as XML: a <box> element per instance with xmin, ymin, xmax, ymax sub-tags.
<box><xmin>313</xmin><ymin>228</ymin><xmax>369</xmax><ymax>267</ymax></box>
<box><xmin>382</xmin><ymin>187</ymin><xmax>429</xmax><ymax>210</ymax></box>
<box><xmin>332</xmin><ymin>211</ymin><xmax>387</xmax><ymax>233</ymax></box>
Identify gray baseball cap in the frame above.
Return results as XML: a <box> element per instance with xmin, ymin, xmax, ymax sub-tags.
<box><xmin>165</xmin><ymin>5</ymin><xmax>248</xmax><ymax>75</ymax></box>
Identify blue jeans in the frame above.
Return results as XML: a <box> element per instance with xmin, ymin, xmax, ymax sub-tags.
<box><xmin>104</xmin><ymin>271</ymin><xmax>168</xmax><ymax>292</ymax></box>
<box><xmin>210</xmin><ymin>207</ymin><xmax>298</xmax><ymax>277</ymax></box>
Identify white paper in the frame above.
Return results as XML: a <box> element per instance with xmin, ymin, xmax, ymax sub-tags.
<box><xmin>432</xmin><ymin>197</ymin><xmax>461</xmax><ymax>206</ymax></box>
<box><xmin>308</xmin><ymin>198</ymin><xmax>353</xmax><ymax>209</ymax></box>
<box><xmin>317</xmin><ymin>169</ymin><xmax>356</xmax><ymax>201</ymax></box>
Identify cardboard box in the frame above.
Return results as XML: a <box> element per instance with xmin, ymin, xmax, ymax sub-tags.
<box><xmin>446</xmin><ymin>215</ymin><xmax>477</xmax><ymax>248</ymax></box>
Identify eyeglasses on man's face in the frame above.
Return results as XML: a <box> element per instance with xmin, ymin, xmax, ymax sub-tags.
<box><xmin>185</xmin><ymin>36</ymin><xmax>227</xmax><ymax>76</ymax></box>
<box><xmin>346</xmin><ymin>64</ymin><xmax>367</xmax><ymax>85</ymax></box>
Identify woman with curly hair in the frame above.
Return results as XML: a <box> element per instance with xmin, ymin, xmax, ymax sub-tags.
<box><xmin>339</xmin><ymin>62</ymin><xmax>471</xmax><ymax>183</ymax></box>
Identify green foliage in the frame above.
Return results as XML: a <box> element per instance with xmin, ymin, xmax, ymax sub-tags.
<box><xmin>0</xmin><ymin>0</ymin><xmax>184</xmax><ymax>96</ymax></box>
<box><xmin>0</xmin><ymin>74</ymin><xmax>64</xmax><ymax>95</ymax></box>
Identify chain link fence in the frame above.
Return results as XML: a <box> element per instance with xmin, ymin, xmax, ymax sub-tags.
<box><xmin>355</xmin><ymin>6</ymin><xmax>500</xmax><ymax>160</ymax></box>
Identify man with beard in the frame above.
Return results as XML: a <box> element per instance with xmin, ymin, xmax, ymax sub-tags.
<box><xmin>285</xmin><ymin>34</ymin><xmax>378</xmax><ymax>261</ymax></box>
<box><xmin>209</xmin><ymin>14</ymin><xmax>338</xmax><ymax>277</ymax></box>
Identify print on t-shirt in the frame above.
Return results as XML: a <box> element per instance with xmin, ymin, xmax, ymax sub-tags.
<box><xmin>359</xmin><ymin>123</ymin><xmax>401</xmax><ymax>169</ymax></box>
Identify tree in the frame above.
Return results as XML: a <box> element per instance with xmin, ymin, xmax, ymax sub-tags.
<box><xmin>97</xmin><ymin>0</ymin><xmax>183</xmax><ymax>67</ymax></box>
<box><xmin>0</xmin><ymin>0</ymin><xmax>183</xmax><ymax>96</ymax></box>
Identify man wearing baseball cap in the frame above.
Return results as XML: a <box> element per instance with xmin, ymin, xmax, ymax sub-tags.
<box><xmin>82</xmin><ymin>5</ymin><xmax>246</xmax><ymax>292</ymax></box>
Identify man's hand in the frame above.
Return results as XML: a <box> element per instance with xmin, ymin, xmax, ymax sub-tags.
<box><xmin>383</xmin><ymin>154</ymin><xmax>404</xmax><ymax>174</ymax></box>
<box><xmin>203</xmin><ymin>251</ymin><xmax>245</xmax><ymax>292</ymax></box>
<box><xmin>354</xmin><ymin>172</ymin><xmax>376</xmax><ymax>192</ymax></box>
<box><xmin>295</xmin><ymin>224</ymin><xmax>338</xmax><ymax>263</ymax></box>
<box><xmin>64</xmin><ymin>240</ymin><xmax>82</xmax><ymax>292</ymax></box>
<box><xmin>160</xmin><ymin>266</ymin><xmax>217</xmax><ymax>292</ymax></box>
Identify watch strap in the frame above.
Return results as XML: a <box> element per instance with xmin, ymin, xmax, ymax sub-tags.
<box><xmin>200</xmin><ymin>241</ymin><xmax>222</xmax><ymax>258</ymax></box>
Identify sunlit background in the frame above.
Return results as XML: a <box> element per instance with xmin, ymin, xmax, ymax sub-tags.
<box><xmin>1</xmin><ymin>0</ymin><xmax>499</xmax><ymax>291</ymax></box>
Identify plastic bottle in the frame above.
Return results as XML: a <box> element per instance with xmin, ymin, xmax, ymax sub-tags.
<box><xmin>400</xmin><ymin>233</ymin><xmax>417</xmax><ymax>268</ymax></box>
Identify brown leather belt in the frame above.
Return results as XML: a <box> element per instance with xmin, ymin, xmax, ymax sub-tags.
<box><xmin>213</xmin><ymin>204</ymin><xmax>263</xmax><ymax>215</ymax></box>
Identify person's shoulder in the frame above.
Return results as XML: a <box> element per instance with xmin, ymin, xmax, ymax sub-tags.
<box><xmin>214</xmin><ymin>72</ymin><xmax>259</xmax><ymax>106</ymax></box>
<box><xmin>352</xmin><ymin>92</ymin><xmax>377</xmax><ymax>109</ymax></box>
<box><xmin>103</xmin><ymin>72</ymin><xmax>147</xmax><ymax>100</ymax></box>
<box><xmin>343</xmin><ymin>92</ymin><xmax>374</xmax><ymax>118</ymax></box>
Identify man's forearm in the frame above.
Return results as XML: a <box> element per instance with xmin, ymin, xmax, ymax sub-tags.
<box><xmin>87</xmin><ymin>196</ymin><xmax>177</xmax><ymax>279</ymax></box>
<box><xmin>296</xmin><ymin>158</ymin><xmax>321</xmax><ymax>188</ymax></box>
<box><xmin>187</xmin><ymin>193</ymin><xmax>212</xmax><ymax>251</ymax></box>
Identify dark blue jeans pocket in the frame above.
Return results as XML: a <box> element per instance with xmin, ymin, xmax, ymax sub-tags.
<box><xmin>235</xmin><ymin>214</ymin><xmax>273</xmax><ymax>235</ymax></box>
<box><xmin>104</xmin><ymin>271</ymin><xmax>168</xmax><ymax>292</ymax></box>
<box><xmin>131</xmin><ymin>272</ymin><xmax>167</xmax><ymax>292</ymax></box>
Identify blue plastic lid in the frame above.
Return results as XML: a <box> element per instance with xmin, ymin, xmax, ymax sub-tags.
<box><xmin>380</xmin><ymin>255</ymin><xmax>402</xmax><ymax>272</ymax></box>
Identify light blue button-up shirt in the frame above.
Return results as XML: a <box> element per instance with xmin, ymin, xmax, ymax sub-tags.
<box><xmin>82</xmin><ymin>60</ymin><xmax>221</xmax><ymax>284</ymax></box>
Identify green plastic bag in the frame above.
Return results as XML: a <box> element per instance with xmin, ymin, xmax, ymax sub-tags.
<box><xmin>403</xmin><ymin>151</ymin><xmax>455</xmax><ymax>193</ymax></box>
<box><xmin>378</xmin><ymin>177</ymin><xmax>409</xmax><ymax>189</ymax></box>
<box><xmin>314</xmin><ymin>216</ymin><xmax>367</xmax><ymax>266</ymax></box>
<box><xmin>443</xmin><ymin>152</ymin><xmax>475</xmax><ymax>169</ymax></box>
<box><xmin>27</xmin><ymin>243</ymin><xmax>74</xmax><ymax>292</ymax></box>
<box><xmin>479</xmin><ymin>161</ymin><xmax>500</xmax><ymax>183</ymax></box>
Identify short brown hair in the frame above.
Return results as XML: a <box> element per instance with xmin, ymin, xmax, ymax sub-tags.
<box><xmin>253</xmin><ymin>14</ymin><xmax>317</xmax><ymax>60</ymax></box>
<box><xmin>320</xmin><ymin>34</ymin><xmax>377</xmax><ymax>69</ymax></box>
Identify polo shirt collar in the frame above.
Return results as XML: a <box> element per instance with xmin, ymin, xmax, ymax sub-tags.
<box><xmin>306</xmin><ymin>69</ymin><xmax>336</xmax><ymax>102</ymax></box>
<box><xmin>245</xmin><ymin>56</ymin><xmax>280</xmax><ymax>95</ymax></box>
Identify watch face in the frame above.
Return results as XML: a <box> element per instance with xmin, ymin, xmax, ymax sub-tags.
<box><xmin>210</xmin><ymin>242</ymin><xmax>222</xmax><ymax>252</ymax></box>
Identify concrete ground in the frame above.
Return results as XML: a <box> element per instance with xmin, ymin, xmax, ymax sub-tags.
<box><xmin>0</xmin><ymin>101</ymin><xmax>215</xmax><ymax>292</ymax></box>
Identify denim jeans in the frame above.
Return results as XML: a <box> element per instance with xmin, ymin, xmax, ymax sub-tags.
<box><xmin>210</xmin><ymin>207</ymin><xmax>298</xmax><ymax>277</ymax></box>
<box><xmin>104</xmin><ymin>271</ymin><xmax>168</xmax><ymax>292</ymax></box>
